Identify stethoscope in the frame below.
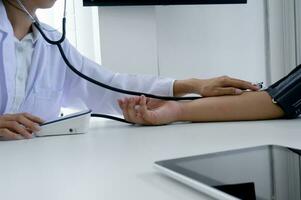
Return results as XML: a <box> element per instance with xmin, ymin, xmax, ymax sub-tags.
<box><xmin>15</xmin><ymin>0</ymin><xmax>200</xmax><ymax>102</ymax></box>
<box><xmin>11</xmin><ymin>0</ymin><xmax>201</xmax><ymax>123</ymax></box>
<box><xmin>11</xmin><ymin>0</ymin><xmax>265</xmax><ymax>124</ymax></box>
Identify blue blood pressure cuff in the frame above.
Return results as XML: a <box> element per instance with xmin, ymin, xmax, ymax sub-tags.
<box><xmin>266</xmin><ymin>64</ymin><xmax>301</xmax><ymax>118</ymax></box>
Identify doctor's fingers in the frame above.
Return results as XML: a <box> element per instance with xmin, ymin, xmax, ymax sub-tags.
<box><xmin>214</xmin><ymin>87</ymin><xmax>244</xmax><ymax>96</ymax></box>
<box><xmin>3</xmin><ymin>113</ymin><xmax>42</xmax><ymax>132</ymax></box>
<box><xmin>3</xmin><ymin>113</ymin><xmax>44</xmax><ymax>124</ymax></box>
<box><xmin>0</xmin><ymin>129</ymin><xmax>24</xmax><ymax>140</ymax></box>
<box><xmin>0</xmin><ymin>121</ymin><xmax>33</xmax><ymax>139</ymax></box>
<box><xmin>219</xmin><ymin>77</ymin><xmax>259</xmax><ymax>91</ymax></box>
<box><xmin>5</xmin><ymin>113</ymin><xmax>45</xmax><ymax>124</ymax></box>
<box><xmin>23</xmin><ymin>113</ymin><xmax>44</xmax><ymax>124</ymax></box>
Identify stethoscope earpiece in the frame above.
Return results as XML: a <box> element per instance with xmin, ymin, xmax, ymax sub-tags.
<box><xmin>15</xmin><ymin>0</ymin><xmax>37</xmax><ymax>22</ymax></box>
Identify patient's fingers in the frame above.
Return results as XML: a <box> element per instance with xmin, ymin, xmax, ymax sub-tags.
<box><xmin>127</xmin><ymin>97</ymin><xmax>142</xmax><ymax>123</ymax></box>
<box><xmin>120</xmin><ymin>98</ymin><xmax>131</xmax><ymax>122</ymax></box>
<box><xmin>118</xmin><ymin>97</ymin><xmax>145</xmax><ymax>124</ymax></box>
<box><xmin>118</xmin><ymin>99</ymin><xmax>124</xmax><ymax>109</ymax></box>
<box><xmin>118</xmin><ymin>96</ymin><xmax>162</xmax><ymax>125</ymax></box>
<box><xmin>138</xmin><ymin>96</ymin><xmax>157</xmax><ymax>125</ymax></box>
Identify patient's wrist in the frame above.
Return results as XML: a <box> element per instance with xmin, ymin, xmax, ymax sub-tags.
<box><xmin>175</xmin><ymin>102</ymin><xmax>189</xmax><ymax>122</ymax></box>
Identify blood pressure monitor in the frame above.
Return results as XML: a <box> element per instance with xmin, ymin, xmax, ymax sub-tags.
<box><xmin>35</xmin><ymin>110</ymin><xmax>91</xmax><ymax>137</ymax></box>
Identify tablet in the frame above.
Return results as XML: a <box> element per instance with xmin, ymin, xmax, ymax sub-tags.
<box><xmin>154</xmin><ymin>145</ymin><xmax>301</xmax><ymax>200</ymax></box>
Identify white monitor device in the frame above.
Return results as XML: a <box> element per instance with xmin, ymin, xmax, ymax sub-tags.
<box><xmin>35</xmin><ymin>110</ymin><xmax>91</xmax><ymax>137</ymax></box>
<box><xmin>154</xmin><ymin>145</ymin><xmax>301</xmax><ymax>200</ymax></box>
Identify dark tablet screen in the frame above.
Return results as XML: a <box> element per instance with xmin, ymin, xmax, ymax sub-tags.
<box><xmin>155</xmin><ymin>145</ymin><xmax>301</xmax><ymax>200</ymax></box>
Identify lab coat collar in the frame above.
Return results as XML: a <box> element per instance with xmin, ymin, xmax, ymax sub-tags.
<box><xmin>0</xmin><ymin>0</ymin><xmax>14</xmax><ymax>34</ymax></box>
<box><xmin>29</xmin><ymin>25</ymin><xmax>39</xmax><ymax>43</ymax></box>
<box><xmin>12</xmin><ymin>25</ymin><xmax>39</xmax><ymax>44</ymax></box>
<box><xmin>0</xmin><ymin>1</ymin><xmax>60</xmax><ymax>46</ymax></box>
<box><xmin>0</xmin><ymin>0</ymin><xmax>39</xmax><ymax>43</ymax></box>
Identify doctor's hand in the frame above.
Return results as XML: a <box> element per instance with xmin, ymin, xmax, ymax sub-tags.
<box><xmin>118</xmin><ymin>96</ymin><xmax>181</xmax><ymax>125</ymax></box>
<box><xmin>0</xmin><ymin>113</ymin><xmax>44</xmax><ymax>140</ymax></box>
<box><xmin>174</xmin><ymin>76</ymin><xmax>260</xmax><ymax>97</ymax></box>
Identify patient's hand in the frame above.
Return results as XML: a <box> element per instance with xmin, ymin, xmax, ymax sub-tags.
<box><xmin>118</xmin><ymin>96</ymin><xmax>181</xmax><ymax>125</ymax></box>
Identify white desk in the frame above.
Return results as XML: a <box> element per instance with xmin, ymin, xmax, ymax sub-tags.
<box><xmin>0</xmin><ymin>118</ymin><xmax>300</xmax><ymax>200</ymax></box>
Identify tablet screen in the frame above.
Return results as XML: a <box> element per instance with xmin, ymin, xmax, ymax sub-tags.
<box><xmin>155</xmin><ymin>145</ymin><xmax>301</xmax><ymax>200</ymax></box>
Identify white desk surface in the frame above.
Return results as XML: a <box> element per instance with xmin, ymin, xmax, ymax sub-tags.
<box><xmin>0</xmin><ymin>118</ymin><xmax>300</xmax><ymax>200</ymax></box>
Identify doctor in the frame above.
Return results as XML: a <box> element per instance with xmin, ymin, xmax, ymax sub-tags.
<box><xmin>0</xmin><ymin>0</ymin><xmax>259</xmax><ymax>140</ymax></box>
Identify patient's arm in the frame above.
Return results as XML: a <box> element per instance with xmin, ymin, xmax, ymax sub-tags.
<box><xmin>178</xmin><ymin>91</ymin><xmax>284</xmax><ymax>122</ymax></box>
<box><xmin>118</xmin><ymin>91</ymin><xmax>285</xmax><ymax>125</ymax></box>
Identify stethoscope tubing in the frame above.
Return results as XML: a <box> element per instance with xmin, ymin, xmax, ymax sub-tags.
<box><xmin>17</xmin><ymin>0</ymin><xmax>201</xmax><ymax>123</ymax></box>
<box><xmin>33</xmin><ymin>16</ymin><xmax>201</xmax><ymax>123</ymax></box>
<box><xmin>34</xmin><ymin>19</ymin><xmax>201</xmax><ymax>101</ymax></box>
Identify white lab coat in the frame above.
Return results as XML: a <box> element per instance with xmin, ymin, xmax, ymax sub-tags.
<box><xmin>0</xmin><ymin>1</ymin><xmax>174</xmax><ymax>121</ymax></box>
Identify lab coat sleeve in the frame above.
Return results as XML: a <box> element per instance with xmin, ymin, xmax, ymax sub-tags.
<box><xmin>61</xmin><ymin>41</ymin><xmax>175</xmax><ymax>116</ymax></box>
